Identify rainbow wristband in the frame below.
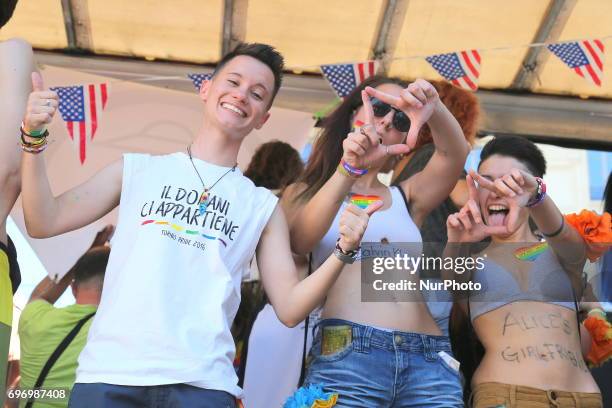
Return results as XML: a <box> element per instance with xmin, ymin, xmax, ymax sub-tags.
<box><xmin>337</xmin><ymin>164</ymin><xmax>353</xmax><ymax>178</ymax></box>
<box><xmin>340</xmin><ymin>159</ymin><xmax>368</xmax><ymax>177</ymax></box>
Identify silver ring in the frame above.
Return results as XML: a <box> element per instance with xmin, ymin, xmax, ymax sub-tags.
<box><xmin>46</xmin><ymin>99</ymin><xmax>51</xmax><ymax>107</ymax></box>
<box><xmin>359</xmin><ymin>124</ymin><xmax>374</xmax><ymax>135</ymax></box>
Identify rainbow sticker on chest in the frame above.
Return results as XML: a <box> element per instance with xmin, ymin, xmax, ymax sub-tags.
<box><xmin>349</xmin><ymin>194</ymin><xmax>381</xmax><ymax>210</ymax></box>
<box><xmin>514</xmin><ymin>242</ymin><xmax>549</xmax><ymax>261</ymax></box>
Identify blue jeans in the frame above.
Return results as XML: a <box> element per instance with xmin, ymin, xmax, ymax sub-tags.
<box><xmin>68</xmin><ymin>383</ymin><xmax>237</xmax><ymax>408</ymax></box>
<box><xmin>304</xmin><ymin>319</ymin><xmax>464</xmax><ymax>407</ymax></box>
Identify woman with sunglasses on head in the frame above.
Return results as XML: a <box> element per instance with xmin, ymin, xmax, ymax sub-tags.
<box><xmin>444</xmin><ymin>136</ymin><xmax>602</xmax><ymax>408</ymax></box>
<box><xmin>281</xmin><ymin>76</ymin><xmax>469</xmax><ymax>407</ymax></box>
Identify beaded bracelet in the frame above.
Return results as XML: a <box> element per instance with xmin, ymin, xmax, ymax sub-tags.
<box><xmin>20</xmin><ymin>142</ymin><xmax>48</xmax><ymax>154</ymax></box>
<box><xmin>19</xmin><ymin>124</ymin><xmax>49</xmax><ymax>154</ymax></box>
<box><xmin>21</xmin><ymin>132</ymin><xmax>47</xmax><ymax>147</ymax></box>
<box><xmin>526</xmin><ymin>177</ymin><xmax>546</xmax><ymax>208</ymax></box>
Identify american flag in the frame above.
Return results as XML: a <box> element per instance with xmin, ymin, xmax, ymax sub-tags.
<box><xmin>548</xmin><ymin>39</ymin><xmax>604</xmax><ymax>87</ymax></box>
<box><xmin>188</xmin><ymin>73</ymin><xmax>212</xmax><ymax>91</ymax></box>
<box><xmin>51</xmin><ymin>84</ymin><xmax>109</xmax><ymax>164</ymax></box>
<box><xmin>320</xmin><ymin>61</ymin><xmax>379</xmax><ymax>98</ymax></box>
<box><xmin>425</xmin><ymin>50</ymin><xmax>481</xmax><ymax>91</ymax></box>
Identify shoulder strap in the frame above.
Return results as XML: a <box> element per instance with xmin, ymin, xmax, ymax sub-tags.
<box><xmin>395</xmin><ymin>185</ymin><xmax>411</xmax><ymax>216</ymax></box>
<box><xmin>0</xmin><ymin>236</ymin><xmax>21</xmax><ymax>294</ymax></box>
<box><xmin>25</xmin><ymin>312</ymin><xmax>95</xmax><ymax>408</ymax></box>
<box><xmin>237</xmin><ymin>290</ymin><xmax>267</xmax><ymax>388</ymax></box>
<box><xmin>571</xmin><ymin>285</ymin><xmax>582</xmax><ymax>343</ymax></box>
<box><xmin>298</xmin><ymin>253</ymin><xmax>313</xmax><ymax>386</ymax></box>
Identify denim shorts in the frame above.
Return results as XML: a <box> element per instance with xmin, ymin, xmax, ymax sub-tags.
<box><xmin>304</xmin><ymin>319</ymin><xmax>464</xmax><ymax>407</ymax></box>
<box><xmin>68</xmin><ymin>383</ymin><xmax>237</xmax><ymax>408</ymax></box>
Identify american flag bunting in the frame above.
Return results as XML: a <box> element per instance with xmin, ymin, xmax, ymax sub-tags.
<box><xmin>51</xmin><ymin>84</ymin><xmax>109</xmax><ymax>164</ymax></box>
<box><xmin>320</xmin><ymin>61</ymin><xmax>380</xmax><ymax>98</ymax></box>
<box><xmin>548</xmin><ymin>39</ymin><xmax>604</xmax><ymax>87</ymax></box>
<box><xmin>188</xmin><ymin>73</ymin><xmax>212</xmax><ymax>91</ymax></box>
<box><xmin>425</xmin><ymin>50</ymin><xmax>481</xmax><ymax>91</ymax></box>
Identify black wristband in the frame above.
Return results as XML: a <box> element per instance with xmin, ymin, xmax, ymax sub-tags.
<box><xmin>542</xmin><ymin>216</ymin><xmax>565</xmax><ymax>238</ymax></box>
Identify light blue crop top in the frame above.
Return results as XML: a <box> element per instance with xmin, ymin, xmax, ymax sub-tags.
<box><xmin>469</xmin><ymin>244</ymin><xmax>577</xmax><ymax>321</ymax></box>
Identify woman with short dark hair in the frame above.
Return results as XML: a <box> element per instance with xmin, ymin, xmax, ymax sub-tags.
<box><xmin>445</xmin><ymin>136</ymin><xmax>602</xmax><ymax>407</ymax></box>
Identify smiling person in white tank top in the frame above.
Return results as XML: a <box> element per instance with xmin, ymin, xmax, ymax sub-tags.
<box><xmin>19</xmin><ymin>43</ymin><xmax>382</xmax><ymax>408</ymax></box>
<box><xmin>281</xmin><ymin>76</ymin><xmax>470</xmax><ymax>407</ymax></box>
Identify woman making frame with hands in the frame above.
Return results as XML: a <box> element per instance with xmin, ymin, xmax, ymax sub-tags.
<box><xmin>281</xmin><ymin>76</ymin><xmax>469</xmax><ymax>407</ymax></box>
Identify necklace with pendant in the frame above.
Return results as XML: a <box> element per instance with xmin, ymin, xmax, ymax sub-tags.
<box><xmin>187</xmin><ymin>144</ymin><xmax>237</xmax><ymax>214</ymax></box>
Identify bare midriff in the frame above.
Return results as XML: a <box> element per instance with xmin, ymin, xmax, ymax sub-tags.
<box><xmin>473</xmin><ymin>301</ymin><xmax>600</xmax><ymax>393</ymax></box>
<box><xmin>321</xmin><ymin>261</ymin><xmax>443</xmax><ymax>335</ymax></box>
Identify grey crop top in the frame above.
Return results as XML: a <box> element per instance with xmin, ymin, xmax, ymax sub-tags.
<box><xmin>469</xmin><ymin>243</ymin><xmax>577</xmax><ymax>321</ymax></box>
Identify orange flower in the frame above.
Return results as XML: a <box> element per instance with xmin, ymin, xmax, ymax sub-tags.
<box><xmin>584</xmin><ymin>314</ymin><xmax>612</xmax><ymax>366</ymax></box>
<box><xmin>565</xmin><ymin>210</ymin><xmax>612</xmax><ymax>261</ymax></box>
<box><xmin>584</xmin><ymin>315</ymin><xmax>612</xmax><ymax>342</ymax></box>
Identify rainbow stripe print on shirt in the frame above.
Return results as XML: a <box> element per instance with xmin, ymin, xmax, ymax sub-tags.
<box><xmin>141</xmin><ymin>220</ymin><xmax>228</xmax><ymax>247</ymax></box>
<box><xmin>514</xmin><ymin>242</ymin><xmax>548</xmax><ymax>261</ymax></box>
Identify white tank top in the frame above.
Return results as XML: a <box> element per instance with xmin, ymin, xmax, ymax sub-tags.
<box><xmin>312</xmin><ymin>186</ymin><xmax>422</xmax><ymax>269</ymax></box>
<box><xmin>76</xmin><ymin>153</ymin><xmax>278</xmax><ymax>397</ymax></box>
<box><xmin>311</xmin><ymin>186</ymin><xmax>454</xmax><ymax>336</ymax></box>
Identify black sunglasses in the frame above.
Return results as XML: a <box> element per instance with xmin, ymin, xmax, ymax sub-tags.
<box><xmin>370</xmin><ymin>97</ymin><xmax>411</xmax><ymax>133</ymax></box>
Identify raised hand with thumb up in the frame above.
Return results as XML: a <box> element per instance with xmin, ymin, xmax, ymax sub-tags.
<box><xmin>23</xmin><ymin>72</ymin><xmax>59</xmax><ymax>133</ymax></box>
<box><xmin>337</xmin><ymin>200</ymin><xmax>384</xmax><ymax>254</ymax></box>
